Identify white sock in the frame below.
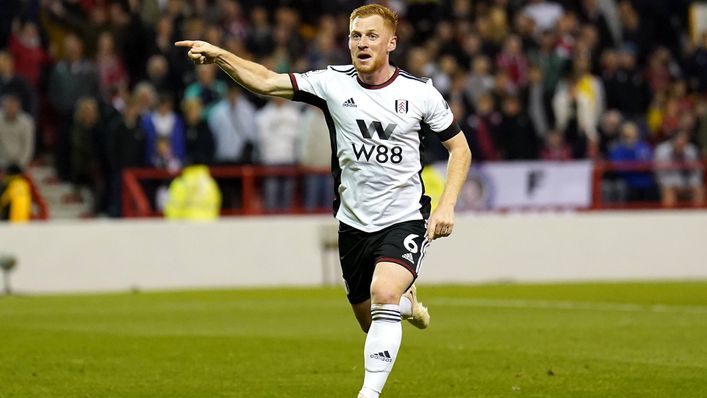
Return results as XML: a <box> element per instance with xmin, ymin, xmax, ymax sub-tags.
<box><xmin>399</xmin><ymin>296</ymin><xmax>412</xmax><ymax>318</ymax></box>
<box><xmin>359</xmin><ymin>304</ymin><xmax>402</xmax><ymax>398</ymax></box>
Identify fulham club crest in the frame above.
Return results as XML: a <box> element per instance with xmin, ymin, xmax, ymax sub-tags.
<box><xmin>395</xmin><ymin>99</ymin><xmax>408</xmax><ymax>114</ymax></box>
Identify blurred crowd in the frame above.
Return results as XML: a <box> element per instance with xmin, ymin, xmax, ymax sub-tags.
<box><xmin>0</xmin><ymin>0</ymin><xmax>705</xmax><ymax>217</ymax></box>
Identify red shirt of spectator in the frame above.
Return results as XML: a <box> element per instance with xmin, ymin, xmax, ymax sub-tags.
<box><xmin>495</xmin><ymin>35</ymin><xmax>528</xmax><ymax>90</ymax></box>
<box><xmin>541</xmin><ymin>131</ymin><xmax>573</xmax><ymax>161</ymax></box>
<box><xmin>8</xmin><ymin>22</ymin><xmax>50</xmax><ymax>89</ymax></box>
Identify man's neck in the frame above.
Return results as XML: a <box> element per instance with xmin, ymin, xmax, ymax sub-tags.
<box><xmin>358</xmin><ymin>64</ymin><xmax>396</xmax><ymax>86</ymax></box>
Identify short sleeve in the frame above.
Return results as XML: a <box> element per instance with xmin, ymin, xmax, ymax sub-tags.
<box><xmin>423</xmin><ymin>79</ymin><xmax>461</xmax><ymax>141</ymax></box>
<box><xmin>289</xmin><ymin>69</ymin><xmax>330</xmax><ymax>105</ymax></box>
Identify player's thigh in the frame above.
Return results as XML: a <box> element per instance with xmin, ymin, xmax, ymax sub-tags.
<box><xmin>373</xmin><ymin>220</ymin><xmax>430</xmax><ymax>280</ymax></box>
<box><xmin>370</xmin><ymin>262</ymin><xmax>415</xmax><ymax>304</ymax></box>
<box><xmin>339</xmin><ymin>222</ymin><xmax>376</xmax><ymax>305</ymax></box>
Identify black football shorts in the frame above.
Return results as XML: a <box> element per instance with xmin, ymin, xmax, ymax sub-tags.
<box><xmin>338</xmin><ymin>219</ymin><xmax>430</xmax><ymax>304</ymax></box>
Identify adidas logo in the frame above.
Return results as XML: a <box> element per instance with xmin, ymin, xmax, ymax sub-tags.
<box><xmin>370</xmin><ymin>351</ymin><xmax>393</xmax><ymax>362</ymax></box>
<box><xmin>342</xmin><ymin>98</ymin><xmax>357</xmax><ymax>107</ymax></box>
<box><xmin>402</xmin><ymin>253</ymin><xmax>414</xmax><ymax>263</ymax></box>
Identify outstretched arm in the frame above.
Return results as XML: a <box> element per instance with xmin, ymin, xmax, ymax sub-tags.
<box><xmin>175</xmin><ymin>40</ymin><xmax>294</xmax><ymax>99</ymax></box>
<box><xmin>426</xmin><ymin>132</ymin><xmax>472</xmax><ymax>240</ymax></box>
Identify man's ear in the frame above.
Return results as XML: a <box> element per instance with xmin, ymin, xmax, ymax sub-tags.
<box><xmin>388</xmin><ymin>35</ymin><xmax>397</xmax><ymax>53</ymax></box>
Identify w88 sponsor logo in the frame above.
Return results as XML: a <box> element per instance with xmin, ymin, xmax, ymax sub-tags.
<box><xmin>353</xmin><ymin>119</ymin><xmax>403</xmax><ymax>164</ymax></box>
<box><xmin>352</xmin><ymin>143</ymin><xmax>402</xmax><ymax>164</ymax></box>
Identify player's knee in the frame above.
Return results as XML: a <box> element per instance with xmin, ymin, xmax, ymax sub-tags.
<box><xmin>370</xmin><ymin>286</ymin><xmax>401</xmax><ymax>305</ymax></box>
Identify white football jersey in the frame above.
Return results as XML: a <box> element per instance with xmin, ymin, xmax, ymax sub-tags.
<box><xmin>289</xmin><ymin>65</ymin><xmax>460</xmax><ymax>232</ymax></box>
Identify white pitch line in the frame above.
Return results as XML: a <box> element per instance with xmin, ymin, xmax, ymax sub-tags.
<box><xmin>427</xmin><ymin>298</ymin><xmax>707</xmax><ymax>314</ymax></box>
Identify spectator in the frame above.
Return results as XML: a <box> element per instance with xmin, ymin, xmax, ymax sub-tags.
<box><xmin>608</xmin><ymin>122</ymin><xmax>656</xmax><ymax>202</ymax></box>
<box><xmin>0</xmin><ymin>51</ymin><xmax>35</xmax><ymax>116</ymax></box>
<box><xmin>245</xmin><ymin>6</ymin><xmax>274</xmax><ymax>58</ymax></box>
<box><xmin>573</xmin><ymin>53</ymin><xmax>605</xmax><ymax>129</ymax></box>
<box><xmin>522</xmin><ymin>65</ymin><xmax>552</xmax><ymax>139</ymax></box>
<box><xmin>151</xmin><ymin>136</ymin><xmax>181</xmax><ymax>173</ymax></box>
<box><xmin>614</xmin><ymin>47</ymin><xmax>649</xmax><ymax>117</ymax></box>
<box><xmin>597</xmin><ymin>109</ymin><xmax>623</xmax><ymax>158</ymax></box>
<box><xmin>497</xmin><ymin>95</ymin><xmax>539</xmax><ymax>160</ymax></box>
<box><xmin>554</xmin><ymin>11</ymin><xmax>578</xmax><ymax>60</ymax></box>
<box><xmin>685</xmin><ymin>32</ymin><xmax>707</xmax><ymax>93</ymax></box>
<box><xmin>147</xmin><ymin>15</ymin><xmax>191</xmax><ymax>94</ymax></box>
<box><xmin>182</xmin><ymin>97</ymin><xmax>214</xmax><ymax>165</ymax></box>
<box><xmin>207</xmin><ymin>84</ymin><xmax>257</xmax><ymax>210</ymax></box>
<box><xmin>553</xmin><ymin>75</ymin><xmax>597</xmax><ymax>159</ymax></box>
<box><xmin>528</xmin><ymin>29</ymin><xmax>566</xmax><ymax>98</ymax></box>
<box><xmin>256</xmin><ymin>97</ymin><xmax>301</xmax><ymax>211</ymax></box>
<box><xmin>495</xmin><ymin>34</ymin><xmax>528</xmax><ymax>91</ymax></box>
<box><xmin>617</xmin><ymin>1</ymin><xmax>648</xmax><ymax>62</ymax></box>
<box><xmin>47</xmin><ymin>34</ymin><xmax>98</xmax><ymax>181</ymax></box>
<box><xmin>111</xmin><ymin>99</ymin><xmax>147</xmax><ymax>171</ymax></box>
<box><xmin>430</xmin><ymin>54</ymin><xmax>458</xmax><ymax>97</ymax></box>
<box><xmin>208</xmin><ymin>85</ymin><xmax>257</xmax><ymax>165</ymax></box>
<box><xmin>541</xmin><ymin>130</ymin><xmax>572</xmax><ymax>161</ymax></box>
<box><xmin>107</xmin><ymin>99</ymin><xmax>147</xmax><ymax>217</ymax></box>
<box><xmin>8</xmin><ymin>20</ymin><xmax>51</xmax><ymax>90</ymax></box>
<box><xmin>654</xmin><ymin>131</ymin><xmax>704</xmax><ymax>208</ymax></box>
<box><xmin>164</xmin><ymin>164</ymin><xmax>221</xmax><ymax>221</ymax></box>
<box><xmin>144</xmin><ymin>54</ymin><xmax>174</xmax><ymax>98</ymax></box>
<box><xmin>0</xmin><ymin>94</ymin><xmax>34</xmax><ymax>170</ymax></box>
<box><xmin>463</xmin><ymin>56</ymin><xmax>494</xmax><ymax>109</ymax></box>
<box><xmin>142</xmin><ymin>93</ymin><xmax>186</xmax><ymax>169</ymax></box>
<box><xmin>184</xmin><ymin>64</ymin><xmax>227</xmax><ymax>119</ymax></box>
<box><xmin>305</xmin><ymin>30</ymin><xmax>347</xmax><ymax>71</ymax></box>
<box><xmin>578</xmin><ymin>0</ymin><xmax>615</xmax><ymax>51</ymax></box>
<box><xmin>68</xmin><ymin>97</ymin><xmax>101</xmax><ymax>208</ymax></box>
<box><xmin>644</xmin><ymin>47</ymin><xmax>679</xmax><ymax>96</ymax></box>
<box><xmin>0</xmin><ymin>164</ymin><xmax>31</xmax><ymax>223</ymax></box>
<box><xmin>523</xmin><ymin>0</ymin><xmax>563</xmax><ymax>34</ymax></box>
<box><xmin>457</xmin><ymin>32</ymin><xmax>483</xmax><ymax>72</ymax></box>
<box><xmin>133</xmin><ymin>81</ymin><xmax>158</xmax><ymax>117</ymax></box>
<box><xmin>469</xmin><ymin>93</ymin><xmax>502</xmax><ymax>161</ymax></box>
<box><xmin>95</xmin><ymin>31</ymin><xmax>128</xmax><ymax>105</ymax></box>
<box><xmin>297</xmin><ymin>106</ymin><xmax>332</xmax><ymax>212</ymax></box>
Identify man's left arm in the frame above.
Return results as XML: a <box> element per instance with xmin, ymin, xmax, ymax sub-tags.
<box><xmin>426</xmin><ymin>133</ymin><xmax>472</xmax><ymax>240</ymax></box>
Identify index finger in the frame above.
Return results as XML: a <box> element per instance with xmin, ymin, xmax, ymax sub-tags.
<box><xmin>174</xmin><ymin>40</ymin><xmax>195</xmax><ymax>47</ymax></box>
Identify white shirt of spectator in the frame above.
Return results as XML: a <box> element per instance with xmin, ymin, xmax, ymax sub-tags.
<box><xmin>208</xmin><ymin>95</ymin><xmax>257</xmax><ymax>163</ymax></box>
<box><xmin>289</xmin><ymin>65</ymin><xmax>459</xmax><ymax>232</ymax></box>
<box><xmin>524</xmin><ymin>1</ymin><xmax>564</xmax><ymax>33</ymax></box>
<box><xmin>255</xmin><ymin>100</ymin><xmax>302</xmax><ymax>165</ymax></box>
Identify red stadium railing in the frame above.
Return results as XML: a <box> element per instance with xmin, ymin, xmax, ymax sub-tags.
<box><xmin>26</xmin><ymin>173</ymin><xmax>49</xmax><ymax>220</ymax></box>
<box><xmin>591</xmin><ymin>160</ymin><xmax>707</xmax><ymax>210</ymax></box>
<box><xmin>121</xmin><ymin>165</ymin><xmax>332</xmax><ymax>218</ymax></box>
<box><xmin>122</xmin><ymin>161</ymin><xmax>707</xmax><ymax>218</ymax></box>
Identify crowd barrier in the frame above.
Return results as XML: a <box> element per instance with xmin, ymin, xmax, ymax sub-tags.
<box><xmin>121</xmin><ymin>160</ymin><xmax>707</xmax><ymax>217</ymax></box>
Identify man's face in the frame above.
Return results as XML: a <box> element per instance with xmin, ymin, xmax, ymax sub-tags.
<box><xmin>2</xmin><ymin>96</ymin><xmax>20</xmax><ymax>119</ymax></box>
<box><xmin>349</xmin><ymin>15</ymin><xmax>396</xmax><ymax>74</ymax></box>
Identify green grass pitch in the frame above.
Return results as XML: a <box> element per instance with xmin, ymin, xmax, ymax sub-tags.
<box><xmin>1</xmin><ymin>281</ymin><xmax>706</xmax><ymax>397</ymax></box>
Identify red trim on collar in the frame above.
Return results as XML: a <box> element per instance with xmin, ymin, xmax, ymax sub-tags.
<box><xmin>356</xmin><ymin>67</ymin><xmax>399</xmax><ymax>90</ymax></box>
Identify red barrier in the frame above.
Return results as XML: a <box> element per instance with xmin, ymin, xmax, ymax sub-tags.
<box><xmin>25</xmin><ymin>173</ymin><xmax>49</xmax><ymax>220</ymax></box>
<box><xmin>591</xmin><ymin>160</ymin><xmax>707</xmax><ymax>210</ymax></box>
<box><xmin>122</xmin><ymin>165</ymin><xmax>332</xmax><ymax>218</ymax></box>
<box><xmin>123</xmin><ymin>161</ymin><xmax>707</xmax><ymax>218</ymax></box>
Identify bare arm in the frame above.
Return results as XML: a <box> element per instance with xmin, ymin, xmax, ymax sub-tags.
<box><xmin>175</xmin><ymin>40</ymin><xmax>293</xmax><ymax>99</ymax></box>
<box><xmin>426</xmin><ymin>132</ymin><xmax>472</xmax><ymax>240</ymax></box>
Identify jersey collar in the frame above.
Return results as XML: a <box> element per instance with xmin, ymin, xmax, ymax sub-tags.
<box><xmin>356</xmin><ymin>65</ymin><xmax>400</xmax><ymax>90</ymax></box>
